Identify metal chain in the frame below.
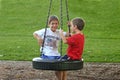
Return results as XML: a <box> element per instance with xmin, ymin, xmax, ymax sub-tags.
<box><xmin>60</xmin><ymin>0</ymin><xmax>70</xmax><ymax>55</ymax></box>
<box><xmin>60</xmin><ymin>0</ymin><xmax>63</xmax><ymax>56</ymax></box>
<box><xmin>65</xmin><ymin>0</ymin><xmax>69</xmax><ymax>21</ymax></box>
<box><xmin>65</xmin><ymin>0</ymin><xmax>71</xmax><ymax>35</ymax></box>
<box><xmin>41</xmin><ymin>0</ymin><xmax>52</xmax><ymax>54</ymax></box>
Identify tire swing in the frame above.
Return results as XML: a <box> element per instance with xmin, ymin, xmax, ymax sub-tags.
<box><xmin>32</xmin><ymin>0</ymin><xmax>84</xmax><ymax>71</ymax></box>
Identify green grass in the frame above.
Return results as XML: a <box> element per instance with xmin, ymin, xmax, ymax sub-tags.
<box><xmin>0</xmin><ymin>0</ymin><xmax>120</xmax><ymax>62</ymax></box>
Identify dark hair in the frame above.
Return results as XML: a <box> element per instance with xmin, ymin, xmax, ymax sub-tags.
<box><xmin>48</xmin><ymin>15</ymin><xmax>59</xmax><ymax>24</ymax></box>
<box><xmin>72</xmin><ymin>18</ymin><xmax>85</xmax><ymax>30</ymax></box>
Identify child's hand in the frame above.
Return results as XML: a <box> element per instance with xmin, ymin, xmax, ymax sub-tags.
<box><xmin>59</xmin><ymin>28</ymin><xmax>67</xmax><ymax>43</ymax></box>
<box><xmin>59</xmin><ymin>28</ymin><xmax>64</xmax><ymax>37</ymax></box>
<box><xmin>37</xmin><ymin>38</ymin><xmax>43</xmax><ymax>46</ymax></box>
<box><xmin>67</xmin><ymin>21</ymin><xmax>71</xmax><ymax>27</ymax></box>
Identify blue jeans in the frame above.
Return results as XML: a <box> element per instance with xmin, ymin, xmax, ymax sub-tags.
<box><xmin>41</xmin><ymin>54</ymin><xmax>61</xmax><ymax>60</ymax></box>
<box><xmin>58</xmin><ymin>55</ymin><xmax>70</xmax><ymax>61</ymax></box>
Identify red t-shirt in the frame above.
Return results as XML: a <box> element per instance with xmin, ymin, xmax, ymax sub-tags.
<box><xmin>66</xmin><ymin>33</ymin><xmax>84</xmax><ymax>60</ymax></box>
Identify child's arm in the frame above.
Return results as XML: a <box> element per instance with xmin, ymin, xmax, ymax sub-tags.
<box><xmin>60</xmin><ymin>29</ymin><xmax>67</xmax><ymax>44</ymax></box>
<box><xmin>33</xmin><ymin>33</ymin><xmax>43</xmax><ymax>46</ymax></box>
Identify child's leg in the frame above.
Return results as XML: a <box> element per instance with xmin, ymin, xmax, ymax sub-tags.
<box><xmin>55</xmin><ymin>71</ymin><xmax>67</xmax><ymax>80</ymax></box>
<box><xmin>62</xmin><ymin>71</ymin><xmax>67</xmax><ymax>80</ymax></box>
<box><xmin>55</xmin><ymin>71</ymin><xmax>63</xmax><ymax>80</ymax></box>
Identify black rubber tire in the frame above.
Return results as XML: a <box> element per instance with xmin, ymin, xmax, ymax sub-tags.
<box><xmin>32</xmin><ymin>59</ymin><xmax>83</xmax><ymax>71</ymax></box>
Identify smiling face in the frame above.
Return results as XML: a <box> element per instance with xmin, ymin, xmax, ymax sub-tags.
<box><xmin>48</xmin><ymin>20</ymin><xmax>59</xmax><ymax>32</ymax></box>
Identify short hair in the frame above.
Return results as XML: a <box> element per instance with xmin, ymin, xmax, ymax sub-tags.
<box><xmin>48</xmin><ymin>15</ymin><xmax>59</xmax><ymax>24</ymax></box>
<box><xmin>72</xmin><ymin>18</ymin><xmax>85</xmax><ymax>30</ymax></box>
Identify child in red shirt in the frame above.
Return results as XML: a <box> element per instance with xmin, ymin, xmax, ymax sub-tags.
<box><xmin>66</xmin><ymin>33</ymin><xmax>84</xmax><ymax>60</ymax></box>
<box><xmin>60</xmin><ymin>17</ymin><xmax>85</xmax><ymax>60</ymax></box>
<box><xmin>56</xmin><ymin>17</ymin><xmax>85</xmax><ymax>80</ymax></box>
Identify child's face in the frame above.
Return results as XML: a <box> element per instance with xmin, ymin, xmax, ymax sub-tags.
<box><xmin>70</xmin><ymin>22</ymin><xmax>76</xmax><ymax>33</ymax></box>
<box><xmin>49</xmin><ymin>20</ymin><xmax>59</xmax><ymax>32</ymax></box>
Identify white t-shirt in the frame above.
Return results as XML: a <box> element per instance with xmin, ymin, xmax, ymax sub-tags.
<box><xmin>34</xmin><ymin>28</ymin><xmax>64</xmax><ymax>56</ymax></box>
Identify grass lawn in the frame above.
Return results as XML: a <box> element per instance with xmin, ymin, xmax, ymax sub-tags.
<box><xmin>0</xmin><ymin>0</ymin><xmax>120</xmax><ymax>62</ymax></box>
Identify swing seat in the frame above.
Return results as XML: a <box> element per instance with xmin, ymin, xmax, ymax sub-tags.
<box><xmin>32</xmin><ymin>58</ymin><xmax>83</xmax><ymax>71</ymax></box>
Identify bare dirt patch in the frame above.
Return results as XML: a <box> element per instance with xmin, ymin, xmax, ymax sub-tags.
<box><xmin>0</xmin><ymin>61</ymin><xmax>120</xmax><ymax>80</ymax></box>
